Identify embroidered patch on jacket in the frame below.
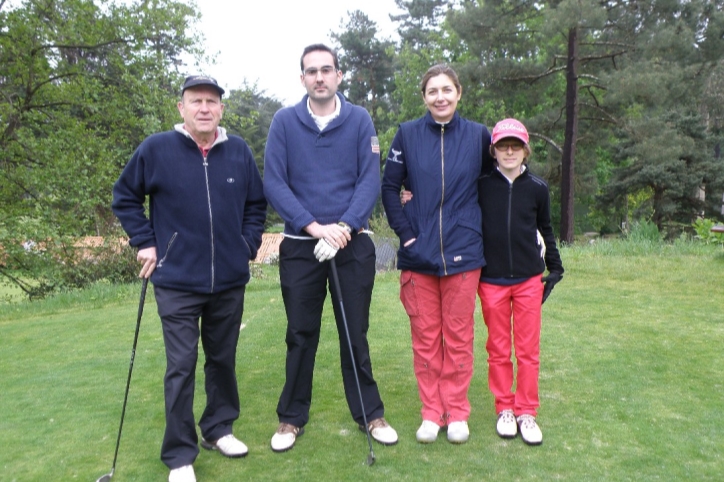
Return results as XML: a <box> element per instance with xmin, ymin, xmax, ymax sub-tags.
<box><xmin>371</xmin><ymin>136</ymin><xmax>380</xmax><ymax>153</ymax></box>
<box><xmin>454</xmin><ymin>255</ymin><xmax>462</xmax><ymax>262</ymax></box>
<box><xmin>387</xmin><ymin>148</ymin><xmax>403</xmax><ymax>164</ymax></box>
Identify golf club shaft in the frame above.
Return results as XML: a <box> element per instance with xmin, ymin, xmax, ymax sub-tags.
<box><xmin>329</xmin><ymin>259</ymin><xmax>375</xmax><ymax>458</ymax></box>
<box><xmin>110</xmin><ymin>277</ymin><xmax>148</xmax><ymax>472</ymax></box>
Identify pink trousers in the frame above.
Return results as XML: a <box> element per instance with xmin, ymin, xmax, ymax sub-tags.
<box><xmin>400</xmin><ymin>269</ymin><xmax>481</xmax><ymax>424</ymax></box>
<box><xmin>478</xmin><ymin>276</ymin><xmax>543</xmax><ymax>416</ymax></box>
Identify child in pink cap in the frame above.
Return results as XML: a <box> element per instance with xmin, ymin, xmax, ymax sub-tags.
<box><xmin>477</xmin><ymin>118</ymin><xmax>564</xmax><ymax>445</ymax></box>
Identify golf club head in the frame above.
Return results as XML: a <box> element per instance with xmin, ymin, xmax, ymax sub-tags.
<box><xmin>95</xmin><ymin>473</ymin><xmax>112</xmax><ymax>482</ymax></box>
<box><xmin>366</xmin><ymin>452</ymin><xmax>376</xmax><ymax>466</ymax></box>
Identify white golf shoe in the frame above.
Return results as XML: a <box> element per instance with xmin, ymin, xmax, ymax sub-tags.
<box><xmin>362</xmin><ymin>417</ymin><xmax>398</xmax><ymax>445</ymax></box>
<box><xmin>496</xmin><ymin>410</ymin><xmax>517</xmax><ymax>439</ymax></box>
<box><xmin>517</xmin><ymin>414</ymin><xmax>543</xmax><ymax>445</ymax></box>
<box><xmin>446</xmin><ymin>421</ymin><xmax>469</xmax><ymax>444</ymax></box>
<box><xmin>271</xmin><ymin>423</ymin><xmax>304</xmax><ymax>452</ymax></box>
<box><xmin>416</xmin><ymin>420</ymin><xmax>441</xmax><ymax>443</ymax></box>
<box><xmin>201</xmin><ymin>433</ymin><xmax>248</xmax><ymax>458</ymax></box>
<box><xmin>168</xmin><ymin>464</ymin><xmax>195</xmax><ymax>482</ymax></box>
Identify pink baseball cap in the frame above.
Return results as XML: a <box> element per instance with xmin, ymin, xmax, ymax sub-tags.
<box><xmin>491</xmin><ymin>118</ymin><xmax>529</xmax><ymax>145</ymax></box>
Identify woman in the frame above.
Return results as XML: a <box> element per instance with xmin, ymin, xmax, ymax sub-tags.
<box><xmin>381</xmin><ymin>64</ymin><xmax>493</xmax><ymax>444</ymax></box>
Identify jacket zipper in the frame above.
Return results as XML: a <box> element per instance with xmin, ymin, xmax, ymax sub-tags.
<box><xmin>439</xmin><ymin>126</ymin><xmax>447</xmax><ymax>275</ymax></box>
<box><xmin>203</xmin><ymin>155</ymin><xmax>215</xmax><ymax>292</ymax></box>
<box><xmin>507</xmin><ymin>181</ymin><xmax>514</xmax><ymax>274</ymax></box>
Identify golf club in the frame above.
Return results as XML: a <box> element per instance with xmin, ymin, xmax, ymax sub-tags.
<box><xmin>96</xmin><ymin>277</ymin><xmax>149</xmax><ymax>482</ymax></box>
<box><xmin>329</xmin><ymin>258</ymin><xmax>376</xmax><ymax>466</ymax></box>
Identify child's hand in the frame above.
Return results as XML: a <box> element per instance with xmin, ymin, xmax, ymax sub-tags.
<box><xmin>541</xmin><ymin>272</ymin><xmax>563</xmax><ymax>304</ymax></box>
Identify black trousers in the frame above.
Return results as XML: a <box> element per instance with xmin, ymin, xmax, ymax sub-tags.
<box><xmin>154</xmin><ymin>285</ymin><xmax>245</xmax><ymax>469</ymax></box>
<box><xmin>276</xmin><ymin>234</ymin><xmax>385</xmax><ymax>428</ymax></box>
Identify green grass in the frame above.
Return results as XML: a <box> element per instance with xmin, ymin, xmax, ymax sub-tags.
<box><xmin>1</xmin><ymin>239</ymin><xmax>724</xmax><ymax>481</ymax></box>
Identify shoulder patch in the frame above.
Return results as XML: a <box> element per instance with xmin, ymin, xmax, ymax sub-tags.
<box><xmin>371</xmin><ymin>136</ymin><xmax>380</xmax><ymax>154</ymax></box>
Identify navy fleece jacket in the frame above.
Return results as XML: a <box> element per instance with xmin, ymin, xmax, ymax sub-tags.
<box><xmin>112</xmin><ymin>126</ymin><xmax>267</xmax><ymax>293</ymax></box>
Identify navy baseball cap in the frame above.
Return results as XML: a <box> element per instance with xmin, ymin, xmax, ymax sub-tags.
<box><xmin>181</xmin><ymin>75</ymin><xmax>225</xmax><ymax>97</ymax></box>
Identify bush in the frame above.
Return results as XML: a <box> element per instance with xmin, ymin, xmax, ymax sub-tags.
<box><xmin>692</xmin><ymin>217</ymin><xmax>724</xmax><ymax>245</ymax></box>
<box><xmin>0</xmin><ymin>231</ymin><xmax>138</xmax><ymax>300</ymax></box>
<box><xmin>625</xmin><ymin>220</ymin><xmax>663</xmax><ymax>243</ymax></box>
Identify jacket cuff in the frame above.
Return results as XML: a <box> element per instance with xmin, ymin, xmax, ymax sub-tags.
<box><xmin>399</xmin><ymin>228</ymin><xmax>416</xmax><ymax>246</ymax></box>
<box><xmin>291</xmin><ymin>212</ymin><xmax>315</xmax><ymax>235</ymax></box>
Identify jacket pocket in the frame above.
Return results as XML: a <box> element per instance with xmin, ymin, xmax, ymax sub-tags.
<box><xmin>156</xmin><ymin>232</ymin><xmax>178</xmax><ymax>269</ymax></box>
<box><xmin>240</xmin><ymin>234</ymin><xmax>252</xmax><ymax>259</ymax></box>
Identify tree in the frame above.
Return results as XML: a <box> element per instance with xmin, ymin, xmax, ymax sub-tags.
<box><xmin>331</xmin><ymin>10</ymin><xmax>397</xmax><ymax>135</ymax></box>
<box><xmin>0</xmin><ymin>0</ymin><xmax>203</xmax><ymax>297</ymax></box>
<box><xmin>448</xmin><ymin>0</ymin><xmax>631</xmax><ymax>243</ymax></box>
<box><xmin>390</xmin><ymin>0</ymin><xmax>452</xmax><ymax>48</ymax></box>
<box><xmin>596</xmin><ymin>1</ymin><xmax>724</xmax><ymax>232</ymax></box>
<box><xmin>223</xmin><ymin>82</ymin><xmax>283</xmax><ymax>174</ymax></box>
<box><xmin>448</xmin><ymin>1</ymin><xmax>724</xmax><ymax>239</ymax></box>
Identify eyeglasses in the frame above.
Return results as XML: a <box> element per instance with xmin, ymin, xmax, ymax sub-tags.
<box><xmin>303</xmin><ymin>66</ymin><xmax>337</xmax><ymax>77</ymax></box>
<box><xmin>494</xmin><ymin>142</ymin><xmax>525</xmax><ymax>152</ymax></box>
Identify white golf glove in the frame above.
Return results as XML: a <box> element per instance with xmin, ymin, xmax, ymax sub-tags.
<box><xmin>537</xmin><ymin>230</ymin><xmax>546</xmax><ymax>259</ymax></box>
<box><xmin>314</xmin><ymin>238</ymin><xmax>338</xmax><ymax>262</ymax></box>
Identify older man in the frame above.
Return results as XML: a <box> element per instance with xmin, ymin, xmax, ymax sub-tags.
<box><xmin>112</xmin><ymin>75</ymin><xmax>266</xmax><ymax>482</ymax></box>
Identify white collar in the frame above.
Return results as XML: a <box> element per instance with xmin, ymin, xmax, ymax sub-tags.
<box><xmin>497</xmin><ymin>164</ymin><xmax>527</xmax><ymax>184</ymax></box>
<box><xmin>307</xmin><ymin>96</ymin><xmax>341</xmax><ymax>131</ymax></box>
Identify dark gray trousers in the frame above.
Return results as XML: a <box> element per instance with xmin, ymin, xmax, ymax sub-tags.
<box><xmin>154</xmin><ymin>285</ymin><xmax>245</xmax><ymax>469</ymax></box>
<box><xmin>276</xmin><ymin>234</ymin><xmax>385</xmax><ymax>428</ymax></box>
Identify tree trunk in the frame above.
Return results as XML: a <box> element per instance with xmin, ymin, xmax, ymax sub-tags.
<box><xmin>560</xmin><ymin>27</ymin><xmax>579</xmax><ymax>244</ymax></box>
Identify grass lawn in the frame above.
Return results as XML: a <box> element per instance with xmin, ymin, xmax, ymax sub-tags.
<box><xmin>1</xmin><ymin>239</ymin><xmax>723</xmax><ymax>481</ymax></box>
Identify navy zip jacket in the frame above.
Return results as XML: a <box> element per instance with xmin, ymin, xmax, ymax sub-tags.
<box><xmin>263</xmin><ymin>94</ymin><xmax>380</xmax><ymax>234</ymax></box>
<box><xmin>382</xmin><ymin>111</ymin><xmax>491</xmax><ymax>276</ymax></box>
<box><xmin>478</xmin><ymin>167</ymin><xmax>563</xmax><ymax>279</ymax></box>
<box><xmin>112</xmin><ymin>126</ymin><xmax>267</xmax><ymax>293</ymax></box>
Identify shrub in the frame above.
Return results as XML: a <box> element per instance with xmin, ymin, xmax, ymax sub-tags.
<box><xmin>0</xmin><ymin>230</ymin><xmax>138</xmax><ymax>300</ymax></box>
<box><xmin>692</xmin><ymin>218</ymin><xmax>724</xmax><ymax>245</ymax></box>
<box><xmin>625</xmin><ymin>220</ymin><xmax>663</xmax><ymax>243</ymax></box>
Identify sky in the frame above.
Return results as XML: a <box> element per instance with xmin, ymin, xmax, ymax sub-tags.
<box><xmin>193</xmin><ymin>0</ymin><xmax>403</xmax><ymax>106</ymax></box>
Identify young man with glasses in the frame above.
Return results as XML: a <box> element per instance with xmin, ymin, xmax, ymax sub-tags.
<box><xmin>263</xmin><ymin>43</ymin><xmax>398</xmax><ymax>453</ymax></box>
<box><xmin>477</xmin><ymin>118</ymin><xmax>564</xmax><ymax>446</ymax></box>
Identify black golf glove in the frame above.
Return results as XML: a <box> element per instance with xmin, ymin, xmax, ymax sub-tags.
<box><xmin>541</xmin><ymin>272</ymin><xmax>563</xmax><ymax>304</ymax></box>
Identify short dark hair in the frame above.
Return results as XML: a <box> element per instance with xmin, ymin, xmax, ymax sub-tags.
<box><xmin>300</xmin><ymin>44</ymin><xmax>340</xmax><ymax>71</ymax></box>
<box><xmin>420</xmin><ymin>64</ymin><xmax>462</xmax><ymax>94</ymax></box>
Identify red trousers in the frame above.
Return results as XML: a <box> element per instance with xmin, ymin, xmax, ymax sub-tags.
<box><xmin>400</xmin><ymin>269</ymin><xmax>480</xmax><ymax>424</ymax></box>
<box><xmin>478</xmin><ymin>275</ymin><xmax>543</xmax><ymax>416</ymax></box>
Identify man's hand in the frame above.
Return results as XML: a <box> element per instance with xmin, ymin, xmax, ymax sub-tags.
<box><xmin>137</xmin><ymin>246</ymin><xmax>157</xmax><ymax>279</ymax></box>
<box><xmin>314</xmin><ymin>238</ymin><xmax>338</xmax><ymax>262</ymax></box>
<box><xmin>305</xmin><ymin>222</ymin><xmax>352</xmax><ymax>249</ymax></box>
<box><xmin>541</xmin><ymin>272</ymin><xmax>563</xmax><ymax>304</ymax></box>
